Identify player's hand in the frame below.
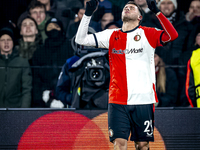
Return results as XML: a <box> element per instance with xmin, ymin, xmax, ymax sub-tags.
<box><xmin>85</xmin><ymin>0</ymin><xmax>99</xmax><ymax>16</ymax></box>
<box><xmin>146</xmin><ymin>0</ymin><xmax>160</xmax><ymax>14</ymax></box>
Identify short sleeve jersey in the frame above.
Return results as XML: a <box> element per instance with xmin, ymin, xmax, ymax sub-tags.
<box><xmin>94</xmin><ymin>25</ymin><xmax>163</xmax><ymax>105</ymax></box>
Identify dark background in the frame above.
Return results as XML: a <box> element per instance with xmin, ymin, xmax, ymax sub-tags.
<box><xmin>0</xmin><ymin>0</ymin><xmax>193</xmax><ymax>28</ymax></box>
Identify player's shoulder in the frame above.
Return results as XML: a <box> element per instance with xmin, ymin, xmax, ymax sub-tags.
<box><xmin>139</xmin><ymin>25</ymin><xmax>161</xmax><ymax>31</ymax></box>
<box><xmin>95</xmin><ymin>28</ymin><xmax>121</xmax><ymax>36</ymax></box>
<box><xmin>104</xmin><ymin>28</ymin><xmax>121</xmax><ymax>33</ymax></box>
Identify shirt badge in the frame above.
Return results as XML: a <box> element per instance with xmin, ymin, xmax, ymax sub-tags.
<box><xmin>134</xmin><ymin>34</ymin><xmax>141</xmax><ymax>41</ymax></box>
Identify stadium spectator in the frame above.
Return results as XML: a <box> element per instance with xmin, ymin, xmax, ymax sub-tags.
<box><xmin>32</xmin><ymin>18</ymin><xmax>74</xmax><ymax>107</ymax></box>
<box><xmin>66</xmin><ymin>8</ymin><xmax>85</xmax><ymax>39</ymax></box>
<box><xmin>36</xmin><ymin>0</ymin><xmax>76</xmax><ymax>32</ymax></box>
<box><xmin>28</xmin><ymin>0</ymin><xmax>51</xmax><ymax>43</ymax></box>
<box><xmin>154</xmin><ymin>53</ymin><xmax>178</xmax><ymax>107</ymax></box>
<box><xmin>0</xmin><ymin>26</ymin><xmax>32</xmax><ymax>108</ymax></box>
<box><xmin>55</xmin><ymin>55</ymin><xmax>80</xmax><ymax>107</ymax></box>
<box><xmin>17</xmin><ymin>0</ymin><xmax>51</xmax><ymax>43</ymax></box>
<box><xmin>134</xmin><ymin>0</ymin><xmax>161</xmax><ymax>28</ymax></box>
<box><xmin>134</xmin><ymin>0</ymin><xmax>150</xmax><ymax>13</ymax></box>
<box><xmin>154</xmin><ymin>0</ymin><xmax>192</xmax><ymax>66</ymax></box>
<box><xmin>90</xmin><ymin>12</ymin><xmax>114</xmax><ymax>32</ymax></box>
<box><xmin>185</xmin><ymin>0</ymin><xmax>200</xmax><ymax>25</ymax></box>
<box><xmin>16</xmin><ymin>16</ymin><xmax>42</xmax><ymax>65</ymax></box>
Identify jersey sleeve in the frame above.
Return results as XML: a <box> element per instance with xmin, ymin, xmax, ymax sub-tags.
<box><xmin>156</xmin><ymin>12</ymin><xmax>178</xmax><ymax>44</ymax></box>
<box><xmin>94</xmin><ymin>29</ymin><xmax>117</xmax><ymax>49</ymax></box>
<box><xmin>75</xmin><ymin>15</ymin><xmax>96</xmax><ymax>47</ymax></box>
<box><xmin>142</xmin><ymin>12</ymin><xmax>178</xmax><ymax>49</ymax></box>
<box><xmin>75</xmin><ymin>15</ymin><xmax>117</xmax><ymax>49</ymax></box>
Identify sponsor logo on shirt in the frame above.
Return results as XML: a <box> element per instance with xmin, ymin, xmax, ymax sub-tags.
<box><xmin>112</xmin><ymin>48</ymin><xmax>143</xmax><ymax>54</ymax></box>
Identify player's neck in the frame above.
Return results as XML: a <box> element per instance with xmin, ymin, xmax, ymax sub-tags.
<box><xmin>122</xmin><ymin>21</ymin><xmax>139</xmax><ymax>32</ymax></box>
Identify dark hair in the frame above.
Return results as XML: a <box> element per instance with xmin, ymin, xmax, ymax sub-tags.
<box><xmin>126</xmin><ymin>1</ymin><xmax>144</xmax><ymax>17</ymax></box>
<box><xmin>27</xmin><ymin>0</ymin><xmax>46</xmax><ymax>14</ymax></box>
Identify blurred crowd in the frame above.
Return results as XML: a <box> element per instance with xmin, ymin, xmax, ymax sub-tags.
<box><xmin>0</xmin><ymin>0</ymin><xmax>200</xmax><ymax>108</ymax></box>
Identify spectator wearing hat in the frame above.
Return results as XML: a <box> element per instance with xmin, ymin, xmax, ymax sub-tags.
<box><xmin>0</xmin><ymin>26</ymin><xmax>32</xmax><ymax>108</ymax></box>
<box><xmin>154</xmin><ymin>0</ymin><xmax>192</xmax><ymax>66</ymax></box>
<box><xmin>16</xmin><ymin>16</ymin><xmax>43</xmax><ymax>65</ymax></box>
<box><xmin>31</xmin><ymin>17</ymin><xmax>74</xmax><ymax>107</ymax></box>
<box><xmin>152</xmin><ymin>0</ymin><xmax>193</xmax><ymax>107</ymax></box>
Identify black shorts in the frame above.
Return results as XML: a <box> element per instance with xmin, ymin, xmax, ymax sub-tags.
<box><xmin>108</xmin><ymin>103</ymin><xmax>154</xmax><ymax>142</ymax></box>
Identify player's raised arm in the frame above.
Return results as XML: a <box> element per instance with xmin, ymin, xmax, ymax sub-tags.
<box><xmin>75</xmin><ymin>0</ymin><xmax>99</xmax><ymax>47</ymax></box>
<box><xmin>146</xmin><ymin>0</ymin><xmax>178</xmax><ymax>43</ymax></box>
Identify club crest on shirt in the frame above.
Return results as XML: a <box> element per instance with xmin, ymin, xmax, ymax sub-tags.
<box><xmin>109</xmin><ymin>129</ymin><xmax>114</xmax><ymax>137</ymax></box>
<box><xmin>134</xmin><ymin>34</ymin><xmax>141</xmax><ymax>41</ymax></box>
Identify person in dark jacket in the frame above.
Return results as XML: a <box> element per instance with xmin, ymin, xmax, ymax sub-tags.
<box><xmin>150</xmin><ymin>0</ymin><xmax>193</xmax><ymax>66</ymax></box>
<box><xmin>16</xmin><ymin>16</ymin><xmax>43</xmax><ymax>65</ymax></box>
<box><xmin>154</xmin><ymin>53</ymin><xmax>178</xmax><ymax>107</ymax></box>
<box><xmin>56</xmin><ymin>55</ymin><xmax>80</xmax><ymax>107</ymax></box>
<box><xmin>32</xmin><ymin>17</ymin><xmax>74</xmax><ymax>107</ymax></box>
<box><xmin>17</xmin><ymin>0</ymin><xmax>51</xmax><ymax>44</ymax></box>
<box><xmin>66</xmin><ymin>8</ymin><xmax>85</xmax><ymax>39</ymax></box>
<box><xmin>0</xmin><ymin>27</ymin><xmax>32</xmax><ymax>108</ymax></box>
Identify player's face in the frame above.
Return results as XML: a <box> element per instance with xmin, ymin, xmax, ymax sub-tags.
<box><xmin>196</xmin><ymin>33</ymin><xmax>200</xmax><ymax>46</ymax></box>
<box><xmin>122</xmin><ymin>4</ymin><xmax>141</xmax><ymax>22</ymax></box>
<box><xmin>160</xmin><ymin>0</ymin><xmax>175</xmax><ymax>17</ymax></box>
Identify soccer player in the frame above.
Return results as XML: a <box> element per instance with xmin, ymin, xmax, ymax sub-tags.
<box><xmin>75</xmin><ymin>0</ymin><xmax>178</xmax><ymax>149</ymax></box>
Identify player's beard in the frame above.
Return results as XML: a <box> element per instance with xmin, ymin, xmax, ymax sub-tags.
<box><xmin>122</xmin><ymin>14</ymin><xmax>136</xmax><ymax>22</ymax></box>
<box><xmin>122</xmin><ymin>15</ymin><xmax>130</xmax><ymax>22</ymax></box>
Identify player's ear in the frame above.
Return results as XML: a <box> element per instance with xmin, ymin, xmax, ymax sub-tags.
<box><xmin>138</xmin><ymin>15</ymin><xmax>143</xmax><ymax>21</ymax></box>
